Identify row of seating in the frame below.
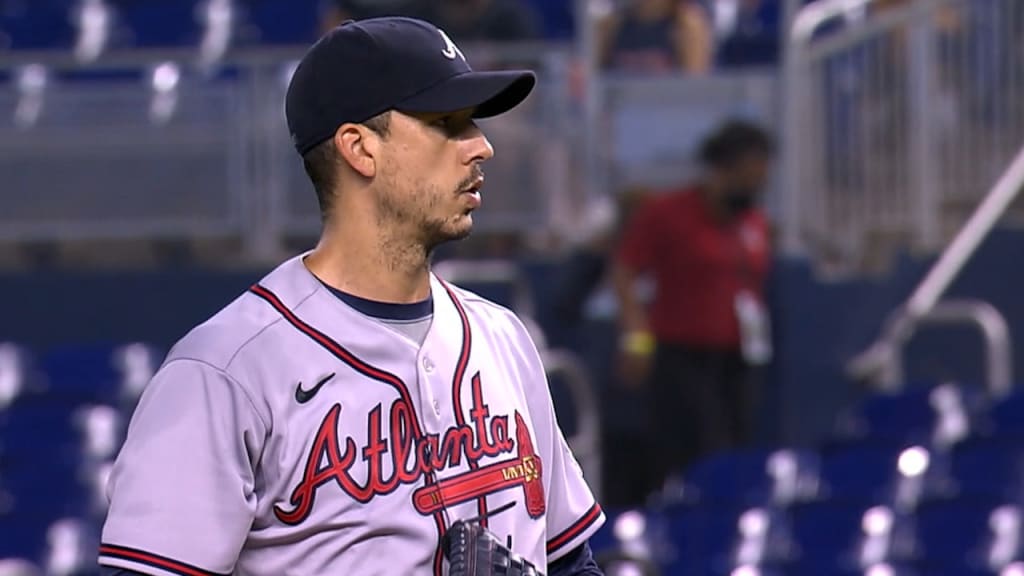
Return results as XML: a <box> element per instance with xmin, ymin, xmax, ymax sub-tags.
<box><xmin>0</xmin><ymin>0</ymin><xmax>577</xmax><ymax>52</ymax></box>
<box><xmin>592</xmin><ymin>382</ymin><xmax>1024</xmax><ymax>576</ymax></box>
<box><xmin>6</xmin><ymin>338</ymin><xmax>1023</xmax><ymax>575</ymax></box>
<box><xmin>0</xmin><ymin>342</ymin><xmax>157</xmax><ymax>572</ymax></box>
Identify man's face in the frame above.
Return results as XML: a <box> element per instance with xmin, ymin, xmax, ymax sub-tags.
<box><xmin>722</xmin><ymin>152</ymin><xmax>771</xmax><ymax>195</ymax></box>
<box><xmin>372</xmin><ymin>108</ymin><xmax>494</xmax><ymax>251</ymax></box>
<box><xmin>713</xmin><ymin>152</ymin><xmax>771</xmax><ymax>216</ymax></box>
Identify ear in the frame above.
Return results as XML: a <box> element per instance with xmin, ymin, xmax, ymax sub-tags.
<box><xmin>334</xmin><ymin>123</ymin><xmax>379</xmax><ymax>179</ymax></box>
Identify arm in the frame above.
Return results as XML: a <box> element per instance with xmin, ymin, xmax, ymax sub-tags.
<box><xmin>611</xmin><ymin>198</ymin><xmax>660</xmax><ymax>376</ymax></box>
<box><xmin>549</xmin><ymin>542</ymin><xmax>604</xmax><ymax>576</ymax></box>
<box><xmin>611</xmin><ymin>259</ymin><xmax>648</xmax><ymax>340</ymax></box>
<box><xmin>99</xmin><ymin>359</ymin><xmax>266</xmax><ymax>575</ymax></box>
<box><xmin>675</xmin><ymin>1</ymin><xmax>714</xmax><ymax>74</ymax></box>
<box><xmin>593</xmin><ymin>12</ymin><xmax>621</xmax><ymax>69</ymax></box>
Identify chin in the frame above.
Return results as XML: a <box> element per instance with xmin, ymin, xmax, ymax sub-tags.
<box><xmin>423</xmin><ymin>219</ymin><xmax>473</xmax><ymax>250</ymax></box>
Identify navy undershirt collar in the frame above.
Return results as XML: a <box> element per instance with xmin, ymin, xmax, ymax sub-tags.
<box><xmin>322</xmin><ymin>282</ymin><xmax>433</xmax><ymax>321</ymax></box>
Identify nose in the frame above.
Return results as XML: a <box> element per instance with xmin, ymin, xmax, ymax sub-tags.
<box><xmin>463</xmin><ymin>125</ymin><xmax>494</xmax><ymax>165</ymax></box>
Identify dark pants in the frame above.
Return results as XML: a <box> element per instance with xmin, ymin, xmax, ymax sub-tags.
<box><xmin>647</xmin><ymin>342</ymin><xmax>755</xmax><ymax>492</ymax></box>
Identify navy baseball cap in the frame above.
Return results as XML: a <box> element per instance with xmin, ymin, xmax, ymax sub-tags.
<box><xmin>285</xmin><ymin>16</ymin><xmax>537</xmax><ymax>156</ymax></box>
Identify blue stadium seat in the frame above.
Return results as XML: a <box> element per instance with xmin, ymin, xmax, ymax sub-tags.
<box><xmin>241</xmin><ymin>0</ymin><xmax>319</xmax><ymax>45</ymax></box>
<box><xmin>0</xmin><ymin>0</ymin><xmax>76</xmax><ymax>50</ymax></box>
<box><xmin>0</xmin><ymin>396</ymin><xmax>81</xmax><ymax>458</ymax></box>
<box><xmin>115</xmin><ymin>0</ymin><xmax>202</xmax><ymax>47</ymax></box>
<box><xmin>786</xmin><ymin>565</ymin><xmax>920</xmax><ymax>576</ymax></box>
<box><xmin>945</xmin><ymin>438</ymin><xmax>1024</xmax><ymax>501</ymax></box>
<box><xmin>680</xmin><ymin>448</ymin><xmax>819</xmax><ymax>507</ymax></box>
<box><xmin>912</xmin><ymin>498</ymin><xmax>1015</xmax><ymax>573</ymax></box>
<box><xmin>0</xmin><ymin>453</ymin><xmax>90</xmax><ymax>561</ymax></box>
<box><xmin>784</xmin><ymin>500</ymin><xmax>879</xmax><ymax>572</ymax></box>
<box><xmin>816</xmin><ymin>441</ymin><xmax>908</xmax><ymax>503</ymax></box>
<box><xmin>661</xmin><ymin>503</ymin><xmax>785</xmax><ymax>575</ymax></box>
<box><xmin>990</xmin><ymin>391</ymin><xmax>1024</xmax><ymax>438</ymax></box>
<box><xmin>39</xmin><ymin>342</ymin><xmax>160</xmax><ymax>406</ymax></box>
<box><xmin>835</xmin><ymin>384</ymin><xmax>986</xmax><ymax>445</ymax></box>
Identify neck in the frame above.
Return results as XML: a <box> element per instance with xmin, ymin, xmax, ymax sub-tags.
<box><xmin>699</xmin><ymin>182</ymin><xmax>730</xmax><ymax>223</ymax></box>
<box><xmin>305</xmin><ymin>217</ymin><xmax>432</xmax><ymax>304</ymax></box>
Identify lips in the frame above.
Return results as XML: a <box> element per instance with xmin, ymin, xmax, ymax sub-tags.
<box><xmin>460</xmin><ymin>177</ymin><xmax>483</xmax><ymax>209</ymax></box>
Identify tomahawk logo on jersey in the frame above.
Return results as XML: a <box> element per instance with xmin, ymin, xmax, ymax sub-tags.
<box><xmin>98</xmin><ymin>255</ymin><xmax>604</xmax><ymax>576</ymax></box>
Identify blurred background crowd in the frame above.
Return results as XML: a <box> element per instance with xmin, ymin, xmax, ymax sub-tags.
<box><xmin>3</xmin><ymin>0</ymin><xmax>1024</xmax><ymax>575</ymax></box>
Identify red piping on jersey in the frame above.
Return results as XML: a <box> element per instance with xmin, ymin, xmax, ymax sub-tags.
<box><xmin>99</xmin><ymin>544</ymin><xmax>228</xmax><ymax>576</ymax></box>
<box><xmin>546</xmin><ymin>502</ymin><xmax>603</xmax><ymax>554</ymax></box>
<box><xmin>438</xmin><ymin>278</ymin><xmax>491</xmax><ymax>526</ymax></box>
<box><xmin>249</xmin><ymin>284</ymin><xmax>448</xmax><ymax>576</ymax></box>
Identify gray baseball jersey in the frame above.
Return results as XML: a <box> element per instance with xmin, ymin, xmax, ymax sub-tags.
<box><xmin>98</xmin><ymin>254</ymin><xmax>604</xmax><ymax>575</ymax></box>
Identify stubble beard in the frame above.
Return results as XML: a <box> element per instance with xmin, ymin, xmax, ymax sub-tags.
<box><xmin>375</xmin><ymin>180</ymin><xmax>472</xmax><ymax>262</ymax></box>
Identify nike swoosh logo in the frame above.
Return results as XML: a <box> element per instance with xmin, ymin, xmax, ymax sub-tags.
<box><xmin>295</xmin><ymin>372</ymin><xmax>336</xmax><ymax>404</ymax></box>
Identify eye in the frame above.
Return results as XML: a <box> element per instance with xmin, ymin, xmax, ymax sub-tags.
<box><xmin>430</xmin><ymin>114</ymin><xmax>474</xmax><ymax>137</ymax></box>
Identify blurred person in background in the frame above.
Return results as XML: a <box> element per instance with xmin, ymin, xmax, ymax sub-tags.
<box><xmin>318</xmin><ymin>0</ymin><xmax>429</xmax><ymax>34</ymax></box>
<box><xmin>423</xmin><ymin>0</ymin><xmax>541</xmax><ymax>43</ymax></box>
<box><xmin>612</xmin><ymin>119</ymin><xmax>774</xmax><ymax>493</ymax></box>
<box><xmin>596</xmin><ymin>0</ymin><xmax>713</xmax><ymax>74</ymax></box>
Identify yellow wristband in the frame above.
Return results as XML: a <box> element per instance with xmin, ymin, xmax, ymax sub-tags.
<box><xmin>622</xmin><ymin>331</ymin><xmax>655</xmax><ymax>356</ymax></box>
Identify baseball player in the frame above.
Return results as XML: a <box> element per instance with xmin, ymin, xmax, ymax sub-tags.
<box><xmin>97</xmin><ymin>16</ymin><xmax>605</xmax><ymax>576</ymax></box>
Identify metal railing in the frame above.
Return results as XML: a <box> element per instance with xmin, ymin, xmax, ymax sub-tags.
<box><xmin>847</xmin><ymin>144</ymin><xmax>1024</xmax><ymax>395</ymax></box>
<box><xmin>782</xmin><ymin>0</ymin><xmax>1024</xmax><ymax>274</ymax></box>
<box><xmin>0</xmin><ymin>42</ymin><xmax>578</xmax><ymax>263</ymax></box>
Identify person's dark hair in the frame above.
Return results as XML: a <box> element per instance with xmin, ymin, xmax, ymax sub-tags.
<box><xmin>698</xmin><ymin>119</ymin><xmax>774</xmax><ymax>169</ymax></box>
<box><xmin>302</xmin><ymin>111</ymin><xmax>392</xmax><ymax>220</ymax></box>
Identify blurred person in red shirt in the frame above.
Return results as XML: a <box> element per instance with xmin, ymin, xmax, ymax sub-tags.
<box><xmin>612</xmin><ymin>119</ymin><xmax>774</xmax><ymax>491</ymax></box>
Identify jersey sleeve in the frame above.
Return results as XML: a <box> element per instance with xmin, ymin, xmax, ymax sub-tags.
<box><xmin>511</xmin><ymin>317</ymin><xmax>606</xmax><ymax>562</ymax></box>
<box><xmin>99</xmin><ymin>358</ymin><xmax>267</xmax><ymax>576</ymax></box>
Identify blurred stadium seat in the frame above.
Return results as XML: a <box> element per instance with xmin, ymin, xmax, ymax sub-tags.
<box><xmin>115</xmin><ymin>0</ymin><xmax>202</xmax><ymax>47</ymax></box>
<box><xmin>835</xmin><ymin>383</ymin><xmax>986</xmax><ymax>447</ymax></box>
<box><xmin>989</xmin><ymin>391</ymin><xmax>1024</xmax><ymax>438</ymax></box>
<box><xmin>816</xmin><ymin>441</ymin><xmax>909</xmax><ymax>504</ymax></box>
<box><xmin>660</xmin><ymin>503</ymin><xmax>787</xmax><ymax>575</ymax></box>
<box><xmin>0</xmin><ymin>0</ymin><xmax>76</xmax><ymax>50</ymax></box>
<box><xmin>678</xmin><ymin>447</ymin><xmax>820</xmax><ymax>508</ymax></box>
<box><xmin>912</xmin><ymin>498</ymin><xmax>1021</xmax><ymax>574</ymax></box>
<box><xmin>241</xmin><ymin>0</ymin><xmax>319</xmax><ymax>45</ymax></box>
<box><xmin>39</xmin><ymin>342</ymin><xmax>160</xmax><ymax>407</ymax></box>
<box><xmin>943</xmin><ymin>437</ymin><xmax>1024</xmax><ymax>501</ymax></box>
<box><xmin>784</xmin><ymin>500</ymin><xmax>885</xmax><ymax>572</ymax></box>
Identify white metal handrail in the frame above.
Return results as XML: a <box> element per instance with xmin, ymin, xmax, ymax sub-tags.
<box><xmin>782</xmin><ymin>0</ymin><xmax>1022</xmax><ymax>267</ymax></box>
<box><xmin>847</xmin><ymin>144</ymin><xmax>1024</xmax><ymax>394</ymax></box>
<box><xmin>782</xmin><ymin>0</ymin><xmax>927</xmax><ymax>256</ymax></box>
<box><xmin>848</xmin><ymin>299</ymin><xmax>1013</xmax><ymax>396</ymax></box>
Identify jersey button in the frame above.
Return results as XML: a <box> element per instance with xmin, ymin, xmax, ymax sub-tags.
<box><xmin>432</xmin><ymin>399</ymin><xmax>441</xmax><ymax>415</ymax></box>
<box><xmin>422</xmin><ymin>357</ymin><xmax>435</xmax><ymax>373</ymax></box>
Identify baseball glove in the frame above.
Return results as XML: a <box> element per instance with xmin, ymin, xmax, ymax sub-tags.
<box><xmin>443</xmin><ymin>507</ymin><xmax>543</xmax><ymax>576</ymax></box>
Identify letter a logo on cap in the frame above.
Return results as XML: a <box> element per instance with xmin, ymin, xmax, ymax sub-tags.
<box><xmin>439</xmin><ymin>29</ymin><xmax>465</xmax><ymax>62</ymax></box>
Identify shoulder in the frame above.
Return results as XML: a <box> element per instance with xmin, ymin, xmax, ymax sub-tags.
<box><xmin>638</xmin><ymin>188</ymin><xmax>698</xmax><ymax>220</ymax></box>
<box><xmin>164</xmin><ymin>291</ymin><xmax>283</xmax><ymax>372</ymax></box>
<box><xmin>163</xmin><ymin>254</ymin><xmax>322</xmax><ymax>376</ymax></box>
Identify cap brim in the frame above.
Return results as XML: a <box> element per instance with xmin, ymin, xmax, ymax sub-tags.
<box><xmin>397</xmin><ymin>70</ymin><xmax>536</xmax><ymax>118</ymax></box>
